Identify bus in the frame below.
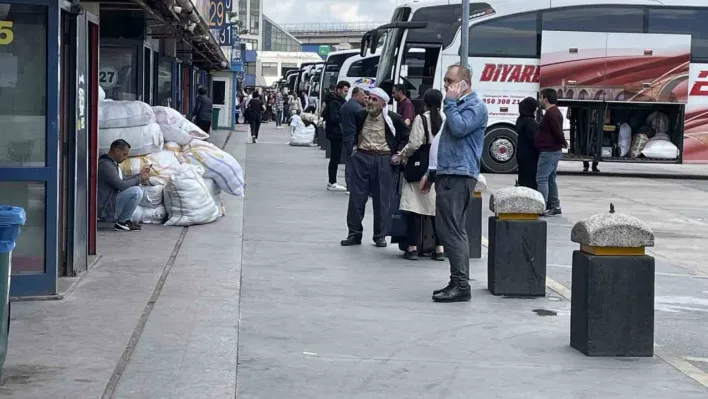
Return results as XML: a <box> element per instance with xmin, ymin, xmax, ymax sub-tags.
<box><xmin>319</xmin><ymin>50</ymin><xmax>381</xmax><ymax>102</ymax></box>
<box><xmin>361</xmin><ymin>0</ymin><xmax>708</xmax><ymax>173</ymax></box>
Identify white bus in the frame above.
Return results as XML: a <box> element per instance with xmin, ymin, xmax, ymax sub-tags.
<box><xmin>361</xmin><ymin>0</ymin><xmax>708</xmax><ymax>173</ymax></box>
<box><xmin>319</xmin><ymin>50</ymin><xmax>381</xmax><ymax>102</ymax></box>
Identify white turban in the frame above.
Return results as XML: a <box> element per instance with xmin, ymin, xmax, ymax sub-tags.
<box><xmin>368</xmin><ymin>88</ymin><xmax>396</xmax><ymax>136</ymax></box>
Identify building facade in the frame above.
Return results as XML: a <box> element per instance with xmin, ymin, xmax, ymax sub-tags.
<box><xmin>262</xmin><ymin>15</ymin><xmax>301</xmax><ymax>52</ymax></box>
<box><xmin>0</xmin><ymin>0</ymin><xmax>227</xmax><ymax>297</ymax></box>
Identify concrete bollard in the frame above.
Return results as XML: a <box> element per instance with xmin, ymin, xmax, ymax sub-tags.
<box><xmin>487</xmin><ymin>187</ymin><xmax>547</xmax><ymax>297</ymax></box>
<box><xmin>569</xmin><ymin>204</ymin><xmax>655</xmax><ymax>357</ymax></box>
<box><xmin>466</xmin><ymin>174</ymin><xmax>486</xmax><ymax>258</ymax></box>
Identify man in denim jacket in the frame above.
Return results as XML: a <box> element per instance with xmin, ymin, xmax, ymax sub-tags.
<box><xmin>421</xmin><ymin>65</ymin><xmax>488</xmax><ymax>302</ymax></box>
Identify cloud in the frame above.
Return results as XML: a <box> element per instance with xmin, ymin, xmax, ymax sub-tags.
<box><xmin>263</xmin><ymin>0</ymin><xmax>396</xmax><ymax>24</ymax></box>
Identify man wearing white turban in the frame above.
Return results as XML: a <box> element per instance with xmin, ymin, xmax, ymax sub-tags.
<box><xmin>341</xmin><ymin>87</ymin><xmax>410</xmax><ymax>247</ymax></box>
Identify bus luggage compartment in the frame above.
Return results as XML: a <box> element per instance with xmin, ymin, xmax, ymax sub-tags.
<box><xmin>560</xmin><ymin>100</ymin><xmax>685</xmax><ymax>164</ymax></box>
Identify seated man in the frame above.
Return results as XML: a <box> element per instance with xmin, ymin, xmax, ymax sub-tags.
<box><xmin>98</xmin><ymin>139</ymin><xmax>148</xmax><ymax>231</ymax></box>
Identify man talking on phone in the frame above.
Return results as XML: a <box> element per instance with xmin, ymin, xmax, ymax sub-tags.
<box><xmin>420</xmin><ymin>64</ymin><xmax>488</xmax><ymax>302</ymax></box>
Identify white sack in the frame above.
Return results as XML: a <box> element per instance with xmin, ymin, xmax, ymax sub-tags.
<box><xmin>204</xmin><ymin>178</ymin><xmax>225</xmax><ymax>217</ymax></box>
<box><xmin>289</xmin><ymin>121</ymin><xmax>316</xmax><ymax>146</ymax></box>
<box><xmin>153</xmin><ymin>106</ymin><xmax>210</xmax><ymax>145</ymax></box>
<box><xmin>163</xmin><ymin>164</ymin><xmax>220</xmax><ymax>226</ymax></box>
<box><xmin>139</xmin><ymin>185</ymin><xmax>165</xmax><ymax>208</ymax></box>
<box><xmin>163</xmin><ymin>141</ymin><xmax>187</xmax><ymax>163</ymax></box>
<box><xmin>130</xmin><ymin>205</ymin><xmax>167</xmax><ymax>224</ymax></box>
<box><xmin>183</xmin><ymin>140</ymin><xmax>245</xmax><ymax>196</ymax></box>
<box><xmin>641</xmin><ymin>139</ymin><xmax>679</xmax><ymax>159</ymax></box>
<box><xmin>99</xmin><ymin>100</ymin><xmax>156</xmax><ymax>129</ymax></box>
<box><xmin>98</xmin><ymin>85</ymin><xmax>106</xmax><ymax>102</ymax></box>
<box><xmin>100</xmin><ymin>123</ymin><xmax>164</xmax><ymax>157</ymax></box>
<box><xmin>618</xmin><ymin>123</ymin><xmax>632</xmax><ymax>157</ymax></box>
<box><xmin>119</xmin><ymin>150</ymin><xmax>181</xmax><ymax>185</ymax></box>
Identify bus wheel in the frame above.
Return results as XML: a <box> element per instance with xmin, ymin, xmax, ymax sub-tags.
<box><xmin>482</xmin><ymin>126</ymin><xmax>518</xmax><ymax>174</ymax></box>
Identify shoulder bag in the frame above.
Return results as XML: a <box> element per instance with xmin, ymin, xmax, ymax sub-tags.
<box><xmin>403</xmin><ymin>115</ymin><xmax>431</xmax><ymax>183</ymax></box>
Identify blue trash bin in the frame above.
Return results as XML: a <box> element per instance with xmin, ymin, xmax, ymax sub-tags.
<box><xmin>0</xmin><ymin>206</ymin><xmax>26</xmax><ymax>377</ymax></box>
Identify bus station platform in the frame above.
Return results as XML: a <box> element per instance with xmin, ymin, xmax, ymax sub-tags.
<box><xmin>1</xmin><ymin>123</ymin><xmax>707</xmax><ymax>398</ymax></box>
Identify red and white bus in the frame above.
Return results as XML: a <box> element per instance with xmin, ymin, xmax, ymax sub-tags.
<box><xmin>361</xmin><ymin>0</ymin><xmax>708</xmax><ymax>173</ymax></box>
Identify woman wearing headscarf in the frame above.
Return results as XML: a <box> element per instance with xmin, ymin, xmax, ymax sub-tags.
<box><xmin>515</xmin><ymin>97</ymin><xmax>540</xmax><ymax>190</ymax></box>
<box><xmin>393</xmin><ymin>89</ymin><xmax>446</xmax><ymax>261</ymax></box>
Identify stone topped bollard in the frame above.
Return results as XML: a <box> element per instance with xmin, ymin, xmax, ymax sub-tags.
<box><xmin>466</xmin><ymin>174</ymin><xmax>487</xmax><ymax>258</ymax></box>
<box><xmin>487</xmin><ymin>187</ymin><xmax>547</xmax><ymax>296</ymax></box>
<box><xmin>569</xmin><ymin>204</ymin><xmax>655</xmax><ymax>357</ymax></box>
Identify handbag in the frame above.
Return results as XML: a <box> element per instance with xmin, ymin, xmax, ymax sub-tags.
<box><xmin>403</xmin><ymin>115</ymin><xmax>431</xmax><ymax>183</ymax></box>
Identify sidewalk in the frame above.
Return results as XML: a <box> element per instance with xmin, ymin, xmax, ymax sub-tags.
<box><xmin>1</xmin><ymin>122</ymin><xmax>707</xmax><ymax>398</ymax></box>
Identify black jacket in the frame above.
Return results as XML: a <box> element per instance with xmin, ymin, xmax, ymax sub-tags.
<box><xmin>323</xmin><ymin>92</ymin><xmax>346</xmax><ymax>139</ymax></box>
<box><xmin>193</xmin><ymin>94</ymin><xmax>213</xmax><ymax>123</ymax></box>
<box><xmin>354</xmin><ymin>110</ymin><xmax>409</xmax><ymax>153</ymax></box>
<box><xmin>515</xmin><ymin>115</ymin><xmax>539</xmax><ymax>190</ymax></box>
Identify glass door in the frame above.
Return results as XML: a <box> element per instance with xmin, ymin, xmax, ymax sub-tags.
<box><xmin>0</xmin><ymin>1</ymin><xmax>60</xmax><ymax>296</ymax></box>
<box><xmin>142</xmin><ymin>44</ymin><xmax>153</xmax><ymax>104</ymax></box>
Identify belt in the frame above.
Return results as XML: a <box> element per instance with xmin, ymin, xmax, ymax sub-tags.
<box><xmin>358</xmin><ymin>149</ymin><xmax>392</xmax><ymax>156</ymax></box>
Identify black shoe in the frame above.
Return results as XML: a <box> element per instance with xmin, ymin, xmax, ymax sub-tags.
<box><xmin>403</xmin><ymin>250</ymin><xmax>418</xmax><ymax>261</ymax></box>
<box><xmin>433</xmin><ymin>282</ymin><xmax>453</xmax><ymax>295</ymax></box>
<box><xmin>374</xmin><ymin>237</ymin><xmax>387</xmax><ymax>247</ymax></box>
<box><xmin>592</xmin><ymin>167</ymin><xmax>600</xmax><ymax>173</ymax></box>
<box><xmin>432</xmin><ymin>285</ymin><xmax>471</xmax><ymax>302</ymax></box>
<box><xmin>583</xmin><ymin>167</ymin><xmax>589</xmax><ymax>172</ymax></box>
<box><xmin>543</xmin><ymin>208</ymin><xmax>562</xmax><ymax>217</ymax></box>
<box><xmin>114</xmin><ymin>220</ymin><xmax>141</xmax><ymax>232</ymax></box>
<box><xmin>432</xmin><ymin>252</ymin><xmax>446</xmax><ymax>261</ymax></box>
<box><xmin>340</xmin><ymin>236</ymin><xmax>362</xmax><ymax>246</ymax></box>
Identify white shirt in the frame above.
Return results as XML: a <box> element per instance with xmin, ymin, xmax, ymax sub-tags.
<box><xmin>290</xmin><ymin>115</ymin><xmax>302</xmax><ymax>127</ymax></box>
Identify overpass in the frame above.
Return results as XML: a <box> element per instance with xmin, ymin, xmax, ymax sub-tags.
<box><xmin>280</xmin><ymin>22</ymin><xmax>387</xmax><ymax>48</ymax></box>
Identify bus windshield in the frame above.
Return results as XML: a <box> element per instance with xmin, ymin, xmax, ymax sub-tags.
<box><xmin>321</xmin><ymin>53</ymin><xmax>355</xmax><ymax>95</ymax></box>
<box><xmin>375</xmin><ymin>7</ymin><xmax>410</xmax><ymax>85</ymax></box>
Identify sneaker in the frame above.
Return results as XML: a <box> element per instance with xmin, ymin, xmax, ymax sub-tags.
<box><xmin>126</xmin><ymin>221</ymin><xmax>142</xmax><ymax>231</ymax></box>
<box><xmin>432</xmin><ymin>251</ymin><xmax>446</xmax><ymax>261</ymax></box>
<box><xmin>114</xmin><ymin>221</ymin><xmax>130</xmax><ymax>231</ymax></box>
<box><xmin>403</xmin><ymin>250</ymin><xmax>418</xmax><ymax>261</ymax></box>
<box><xmin>327</xmin><ymin>183</ymin><xmax>347</xmax><ymax>192</ymax></box>
<box><xmin>114</xmin><ymin>220</ymin><xmax>141</xmax><ymax>231</ymax></box>
<box><xmin>252</xmin><ymin>136</ymin><xmax>257</xmax><ymax>144</ymax></box>
<box><xmin>543</xmin><ymin>208</ymin><xmax>562</xmax><ymax>217</ymax></box>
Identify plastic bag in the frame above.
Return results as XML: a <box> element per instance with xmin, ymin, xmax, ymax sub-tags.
<box><xmin>100</xmin><ymin>123</ymin><xmax>164</xmax><ymax>156</ymax></box>
<box><xmin>629</xmin><ymin>133</ymin><xmax>649</xmax><ymax>158</ymax></box>
<box><xmin>646</xmin><ymin>111</ymin><xmax>669</xmax><ymax>135</ymax></box>
<box><xmin>618</xmin><ymin>123</ymin><xmax>632</xmax><ymax>157</ymax></box>
<box><xmin>119</xmin><ymin>150</ymin><xmax>181</xmax><ymax>186</ymax></box>
<box><xmin>204</xmin><ymin>178</ymin><xmax>225</xmax><ymax>217</ymax></box>
<box><xmin>289</xmin><ymin>120</ymin><xmax>316</xmax><ymax>146</ymax></box>
<box><xmin>163</xmin><ymin>164</ymin><xmax>220</xmax><ymax>226</ymax></box>
<box><xmin>139</xmin><ymin>185</ymin><xmax>165</xmax><ymax>208</ymax></box>
<box><xmin>99</xmin><ymin>100</ymin><xmax>156</xmax><ymax>129</ymax></box>
<box><xmin>183</xmin><ymin>140</ymin><xmax>245</xmax><ymax>196</ymax></box>
<box><xmin>641</xmin><ymin>139</ymin><xmax>679</xmax><ymax>159</ymax></box>
<box><xmin>130</xmin><ymin>205</ymin><xmax>167</xmax><ymax>224</ymax></box>
<box><xmin>152</xmin><ymin>106</ymin><xmax>210</xmax><ymax>145</ymax></box>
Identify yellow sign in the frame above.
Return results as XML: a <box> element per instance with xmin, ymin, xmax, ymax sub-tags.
<box><xmin>0</xmin><ymin>21</ymin><xmax>13</xmax><ymax>45</ymax></box>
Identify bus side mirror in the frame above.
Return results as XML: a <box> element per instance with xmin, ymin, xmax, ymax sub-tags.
<box><xmin>369</xmin><ymin>31</ymin><xmax>379</xmax><ymax>54</ymax></box>
<box><xmin>360</xmin><ymin>32</ymin><xmax>371</xmax><ymax>57</ymax></box>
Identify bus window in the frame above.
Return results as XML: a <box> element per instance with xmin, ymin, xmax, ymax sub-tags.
<box><xmin>400</xmin><ymin>47</ymin><xmax>439</xmax><ymax>100</ymax></box>
<box><xmin>468</xmin><ymin>12</ymin><xmax>538</xmax><ymax>58</ymax></box>
<box><xmin>346</xmin><ymin>57</ymin><xmax>379</xmax><ymax>78</ymax></box>
<box><xmin>542</xmin><ymin>7</ymin><xmax>643</xmax><ymax>33</ymax></box>
<box><xmin>648</xmin><ymin>8</ymin><xmax>708</xmax><ymax>62</ymax></box>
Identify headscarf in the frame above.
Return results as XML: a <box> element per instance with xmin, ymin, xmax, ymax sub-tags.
<box><xmin>368</xmin><ymin>87</ymin><xmax>396</xmax><ymax>136</ymax></box>
<box><xmin>518</xmin><ymin>97</ymin><xmax>538</xmax><ymax>118</ymax></box>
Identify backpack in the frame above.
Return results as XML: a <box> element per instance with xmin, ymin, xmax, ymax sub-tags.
<box><xmin>403</xmin><ymin>115</ymin><xmax>431</xmax><ymax>183</ymax></box>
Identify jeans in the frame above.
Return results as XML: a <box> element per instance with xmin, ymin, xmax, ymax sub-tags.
<box><xmin>435</xmin><ymin>175</ymin><xmax>477</xmax><ymax>287</ymax></box>
<box><xmin>537</xmin><ymin>150</ymin><xmax>562</xmax><ymax>209</ymax></box>
<box><xmin>328</xmin><ymin>138</ymin><xmax>343</xmax><ymax>184</ymax></box>
<box><xmin>275</xmin><ymin>110</ymin><xmax>283</xmax><ymax>127</ymax></box>
<box><xmin>115</xmin><ymin>186</ymin><xmax>142</xmax><ymax>223</ymax></box>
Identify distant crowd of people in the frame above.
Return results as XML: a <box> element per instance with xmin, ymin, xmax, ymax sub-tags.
<box><xmin>236</xmin><ymin>88</ymin><xmax>317</xmax><ymax>143</ymax></box>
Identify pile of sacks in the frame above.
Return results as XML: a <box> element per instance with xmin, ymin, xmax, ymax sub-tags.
<box><xmin>98</xmin><ymin>86</ymin><xmax>244</xmax><ymax>226</ymax></box>
<box><xmin>289</xmin><ymin>111</ymin><xmax>317</xmax><ymax>146</ymax></box>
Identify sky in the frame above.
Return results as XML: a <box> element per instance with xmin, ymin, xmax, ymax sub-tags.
<box><xmin>264</xmin><ymin>0</ymin><xmax>398</xmax><ymax>25</ymax></box>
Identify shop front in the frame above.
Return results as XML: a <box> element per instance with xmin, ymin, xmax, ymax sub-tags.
<box><xmin>0</xmin><ymin>0</ymin><xmax>99</xmax><ymax>296</ymax></box>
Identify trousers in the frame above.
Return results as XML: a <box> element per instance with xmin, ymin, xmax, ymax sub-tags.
<box><xmin>435</xmin><ymin>175</ymin><xmax>477</xmax><ymax>287</ymax></box>
<box><xmin>328</xmin><ymin>138</ymin><xmax>343</xmax><ymax>185</ymax></box>
<box><xmin>115</xmin><ymin>186</ymin><xmax>142</xmax><ymax>223</ymax></box>
<box><xmin>250</xmin><ymin>117</ymin><xmax>262</xmax><ymax>139</ymax></box>
<box><xmin>346</xmin><ymin>151</ymin><xmax>395</xmax><ymax>240</ymax></box>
